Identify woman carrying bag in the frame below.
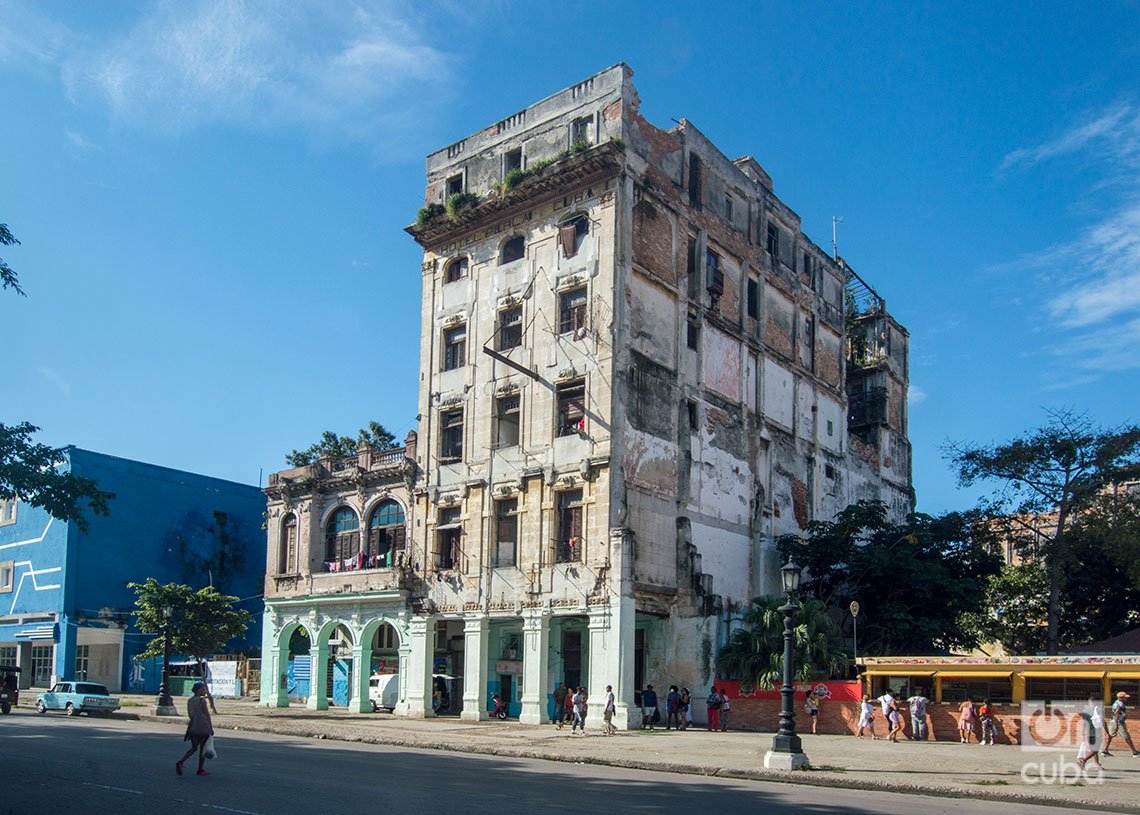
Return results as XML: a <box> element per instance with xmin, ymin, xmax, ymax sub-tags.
<box><xmin>176</xmin><ymin>682</ymin><xmax>215</xmax><ymax>777</ymax></box>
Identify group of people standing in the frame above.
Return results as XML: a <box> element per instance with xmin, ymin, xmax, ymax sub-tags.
<box><xmin>857</xmin><ymin>689</ymin><xmax>933</xmax><ymax>742</ymax></box>
<box><xmin>640</xmin><ymin>684</ymin><xmax>732</xmax><ymax>731</ymax></box>
<box><xmin>550</xmin><ymin>683</ymin><xmax>618</xmax><ymax>735</ymax></box>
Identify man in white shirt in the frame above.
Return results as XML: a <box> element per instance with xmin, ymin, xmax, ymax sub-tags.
<box><xmin>603</xmin><ymin>684</ymin><xmax>617</xmax><ymax>735</ymax></box>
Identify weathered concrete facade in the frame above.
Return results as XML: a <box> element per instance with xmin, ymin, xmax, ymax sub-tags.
<box><xmin>405</xmin><ymin>64</ymin><xmax>913</xmax><ymax>728</ymax></box>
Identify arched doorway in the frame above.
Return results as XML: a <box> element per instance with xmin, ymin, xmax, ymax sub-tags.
<box><xmin>328</xmin><ymin>624</ymin><xmax>355</xmax><ymax>707</ymax></box>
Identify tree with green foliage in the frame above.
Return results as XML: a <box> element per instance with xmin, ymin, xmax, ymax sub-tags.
<box><xmin>286</xmin><ymin>420</ymin><xmax>399</xmax><ymax>467</ymax></box>
<box><xmin>719</xmin><ymin>596</ymin><xmax>848</xmax><ymax>689</ymax></box>
<box><xmin>777</xmin><ymin>500</ymin><xmax>1002</xmax><ymax>656</ymax></box>
<box><xmin>130</xmin><ymin>578</ymin><xmax>252</xmax><ymax>686</ymax></box>
<box><xmin>963</xmin><ymin>563</ymin><xmax>1051</xmax><ymax>656</ymax></box>
<box><xmin>945</xmin><ymin>410</ymin><xmax>1140</xmax><ymax>654</ymax></box>
<box><xmin>0</xmin><ymin>422</ymin><xmax>112</xmax><ymax>533</ymax></box>
<box><xmin>1</xmin><ymin>222</ymin><xmax>23</xmax><ymax>296</ymax></box>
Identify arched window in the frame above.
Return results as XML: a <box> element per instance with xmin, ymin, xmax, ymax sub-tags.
<box><xmin>558</xmin><ymin>214</ymin><xmax>589</xmax><ymax>259</ymax></box>
<box><xmin>444</xmin><ymin>257</ymin><xmax>468</xmax><ymax>283</ymax></box>
<box><xmin>325</xmin><ymin>507</ymin><xmax>360</xmax><ymax>568</ymax></box>
<box><xmin>279</xmin><ymin>514</ymin><xmax>298</xmax><ymax>575</ymax></box>
<box><xmin>499</xmin><ymin>235</ymin><xmax>525</xmax><ymax>265</ymax></box>
<box><xmin>367</xmin><ymin>500</ymin><xmax>406</xmax><ymax>569</ymax></box>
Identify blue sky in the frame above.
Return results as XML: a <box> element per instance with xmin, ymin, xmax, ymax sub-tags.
<box><xmin>3</xmin><ymin>1</ymin><xmax>1138</xmax><ymax>514</ymax></box>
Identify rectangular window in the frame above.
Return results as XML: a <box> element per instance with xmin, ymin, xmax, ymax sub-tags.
<box><xmin>686</xmin><ymin>313</ymin><xmax>700</xmax><ymax>350</ymax></box>
<box><xmin>445</xmin><ymin>257</ymin><xmax>468</xmax><ymax>283</ymax></box>
<box><xmin>495</xmin><ymin>395</ymin><xmax>521</xmax><ymax>448</ymax></box>
<box><xmin>766</xmin><ymin>222</ymin><xmax>779</xmax><ymax>257</ymax></box>
<box><xmin>686</xmin><ymin>235</ymin><xmax>699</xmax><ymax>299</ymax></box>
<box><xmin>827</xmin><ymin>419</ymin><xmax>834</xmax><ymax>436</ymax></box>
<box><xmin>556</xmin><ymin>381</ymin><xmax>586</xmax><ymax>437</ymax></box>
<box><xmin>0</xmin><ymin>561</ymin><xmax>12</xmax><ymax>593</ymax></box>
<box><xmin>556</xmin><ymin>490</ymin><xmax>583</xmax><ymax>562</ymax></box>
<box><xmin>499</xmin><ymin>306</ymin><xmax>522</xmax><ymax>351</ymax></box>
<box><xmin>0</xmin><ymin>498</ymin><xmax>15</xmax><ymax>525</ymax></box>
<box><xmin>687</xmin><ymin>401</ymin><xmax>698</xmax><ymax>431</ymax></box>
<box><xmin>803</xmin><ymin>251</ymin><xmax>814</xmax><ymax>289</ymax></box>
<box><xmin>705</xmin><ymin>248</ymin><xmax>723</xmax><ymax>295</ymax></box>
<box><xmin>725</xmin><ymin>195</ymin><xmax>733</xmax><ymax>223</ymax></box>
<box><xmin>558</xmin><ymin>287</ymin><xmax>587</xmax><ymax>335</ymax></box>
<box><xmin>824</xmin><ymin>463</ymin><xmax>836</xmax><ymax>479</ymax></box>
<box><xmin>504</xmin><ymin>147</ymin><xmax>523</xmax><ymax>176</ymax></box>
<box><xmin>747</xmin><ymin>278</ymin><xmax>759</xmax><ymax>318</ymax></box>
<box><xmin>494</xmin><ymin>499</ymin><xmax>518</xmax><ymax>568</ymax></box>
<box><xmin>688</xmin><ymin>152</ymin><xmax>702</xmax><ymax>208</ymax></box>
<box><xmin>31</xmin><ymin>644</ymin><xmax>53</xmax><ymax>687</ymax></box>
<box><xmin>443</xmin><ymin>324</ymin><xmax>466</xmax><ymax>371</ymax></box>
<box><xmin>446</xmin><ymin>173</ymin><xmax>464</xmax><ymax>196</ymax></box>
<box><xmin>501</xmin><ymin>631</ymin><xmax>522</xmax><ymax>660</ymax></box>
<box><xmin>436</xmin><ymin>508</ymin><xmax>460</xmax><ymax>570</ymax></box>
<box><xmin>440</xmin><ymin>409</ymin><xmax>464</xmax><ymax>462</ymax></box>
<box><xmin>0</xmin><ymin>646</ymin><xmax>15</xmax><ymax>665</ymax></box>
<box><xmin>75</xmin><ymin>645</ymin><xmax>89</xmax><ymax>681</ymax></box>
<box><xmin>1024</xmin><ymin>677</ymin><xmax>1102</xmax><ymax>703</ymax></box>
<box><xmin>570</xmin><ymin>116</ymin><xmax>592</xmax><ymax>147</ymax></box>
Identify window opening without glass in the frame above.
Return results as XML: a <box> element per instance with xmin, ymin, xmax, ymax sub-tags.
<box><xmin>500</xmin><ymin>236</ymin><xmax>525</xmax><ymax>265</ymax></box>
<box><xmin>556</xmin><ymin>490</ymin><xmax>583</xmax><ymax>562</ymax></box>
<box><xmin>559</xmin><ymin>287</ymin><xmax>587</xmax><ymax>335</ymax></box>
<box><xmin>494</xmin><ymin>499</ymin><xmax>518</xmax><ymax>568</ymax></box>
<box><xmin>495</xmin><ymin>395</ymin><xmax>521</xmax><ymax>448</ymax></box>
<box><xmin>440</xmin><ymin>409</ymin><xmax>464</xmax><ymax>462</ymax></box>
<box><xmin>436</xmin><ymin>508</ymin><xmax>461</xmax><ymax>570</ymax></box>
<box><xmin>556</xmin><ymin>381</ymin><xmax>586</xmax><ymax>437</ymax></box>
<box><xmin>498</xmin><ymin>306</ymin><xmax>522</xmax><ymax>351</ymax></box>
<box><xmin>367</xmin><ymin>500</ymin><xmax>406</xmax><ymax>569</ymax></box>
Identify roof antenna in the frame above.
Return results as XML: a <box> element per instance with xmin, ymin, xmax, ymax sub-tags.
<box><xmin>832</xmin><ymin>216</ymin><xmax>844</xmax><ymax>260</ymax></box>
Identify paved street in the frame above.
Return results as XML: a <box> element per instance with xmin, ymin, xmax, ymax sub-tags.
<box><xmin>0</xmin><ymin>708</ymin><xmax>1118</xmax><ymax>815</ymax></box>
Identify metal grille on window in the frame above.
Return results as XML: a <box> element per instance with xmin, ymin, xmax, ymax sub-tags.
<box><xmin>441</xmin><ymin>409</ymin><xmax>464</xmax><ymax>462</ymax></box>
<box><xmin>499</xmin><ymin>306</ymin><xmax>522</xmax><ymax>351</ymax></box>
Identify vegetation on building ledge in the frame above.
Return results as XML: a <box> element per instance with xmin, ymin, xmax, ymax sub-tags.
<box><xmin>406</xmin><ymin>139</ymin><xmax>626</xmax><ymax>246</ymax></box>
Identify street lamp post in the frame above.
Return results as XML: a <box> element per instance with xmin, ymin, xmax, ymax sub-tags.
<box><xmin>764</xmin><ymin>559</ymin><xmax>810</xmax><ymax>770</ymax></box>
<box><xmin>155</xmin><ymin>604</ymin><xmax>177</xmax><ymax>716</ymax></box>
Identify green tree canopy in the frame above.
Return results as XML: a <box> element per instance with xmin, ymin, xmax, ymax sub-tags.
<box><xmin>944</xmin><ymin>410</ymin><xmax>1140</xmax><ymax>654</ymax></box>
<box><xmin>964</xmin><ymin>563</ymin><xmax>1051</xmax><ymax>656</ymax></box>
<box><xmin>719</xmin><ymin>596</ymin><xmax>848</xmax><ymax>689</ymax></box>
<box><xmin>1</xmin><ymin>223</ymin><xmax>23</xmax><ymax>296</ymax></box>
<box><xmin>130</xmin><ymin>578</ymin><xmax>252</xmax><ymax>672</ymax></box>
<box><xmin>0</xmin><ymin>422</ymin><xmax>112</xmax><ymax>533</ymax></box>
<box><xmin>777</xmin><ymin>500</ymin><xmax>1002</xmax><ymax>656</ymax></box>
<box><xmin>286</xmin><ymin>420</ymin><xmax>399</xmax><ymax>467</ymax></box>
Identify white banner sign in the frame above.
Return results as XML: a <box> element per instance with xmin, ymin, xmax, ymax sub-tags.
<box><xmin>207</xmin><ymin>661</ymin><xmax>239</xmax><ymax>698</ymax></box>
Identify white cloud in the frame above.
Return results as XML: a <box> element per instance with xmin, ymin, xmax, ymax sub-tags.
<box><xmin>65</xmin><ymin>129</ymin><xmax>99</xmax><ymax>151</ymax></box>
<box><xmin>39</xmin><ymin>367</ymin><xmax>72</xmax><ymax>399</ymax></box>
<box><xmin>19</xmin><ymin>1</ymin><xmax>453</xmax><ymax>151</ymax></box>
<box><xmin>907</xmin><ymin>385</ymin><xmax>927</xmax><ymax>406</ymax></box>
<box><xmin>997</xmin><ymin>103</ymin><xmax>1140</xmax><ymax>374</ymax></box>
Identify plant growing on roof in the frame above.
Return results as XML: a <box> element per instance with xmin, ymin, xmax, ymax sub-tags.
<box><xmin>445</xmin><ymin>192</ymin><xmax>478</xmax><ymax>219</ymax></box>
<box><xmin>416</xmin><ymin>203</ymin><xmax>445</xmax><ymax>226</ymax></box>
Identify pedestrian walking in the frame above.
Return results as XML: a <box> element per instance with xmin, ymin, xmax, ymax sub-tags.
<box><xmin>552</xmin><ymin>682</ymin><xmax>568</xmax><ymax>728</ymax></box>
<box><xmin>719</xmin><ymin>688</ymin><xmax>731</xmax><ymax>732</ymax></box>
<box><xmin>705</xmin><ymin>686</ymin><xmax>722</xmax><ymax>731</ymax></box>
<box><xmin>887</xmin><ymin>698</ymin><xmax>905</xmax><ymax>742</ymax></box>
<box><xmin>641</xmin><ymin>684</ymin><xmax>658</xmax><ymax>730</ymax></box>
<box><xmin>957</xmin><ymin>697</ymin><xmax>976</xmax><ymax>744</ymax></box>
<box><xmin>805</xmin><ymin>691</ymin><xmax>821</xmax><ymax>735</ymax></box>
<box><xmin>1103</xmin><ymin>691</ymin><xmax>1140</xmax><ymax>757</ymax></box>
<box><xmin>857</xmin><ymin>694</ymin><xmax>876</xmax><ymax>739</ymax></box>
<box><xmin>603</xmin><ymin>685</ymin><xmax>617</xmax><ymax>735</ymax></box>
<box><xmin>571</xmin><ymin>686</ymin><xmax>588</xmax><ymax>734</ymax></box>
<box><xmin>1077</xmin><ymin>694</ymin><xmax>1104</xmax><ymax>770</ymax></box>
<box><xmin>176</xmin><ymin>682</ymin><xmax>214</xmax><ymax>777</ymax></box>
<box><xmin>665</xmin><ymin>685</ymin><xmax>681</xmax><ymax>730</ymax></box>
<box><xmin>679</xmin><ymin>687</ymin><xmax>691</xmax><ymax>730</ymax></box>
<box><xmin>978</xmin><ymin>698</ymin><xmax>997</xmax><ymax>745</ymax></box>
<box><xmin>907</xmin><ymin>689</ymin><xmax>931</xmax><ymax>741</ymax></box>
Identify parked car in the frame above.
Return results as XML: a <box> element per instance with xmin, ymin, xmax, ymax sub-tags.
<box><xmin>368</xmin><ymin>673</ymin><xmax>399</xmax><ymax>713</ymax></box>
<box><xmin>35</xmin><ymin>682</ymin><xmax>120</xmax><ymax>717</ymax></box>
<box><xmin>1</xmin><ymin>666</ymin><xmax>20</xmax><ymax>714</ymax></box>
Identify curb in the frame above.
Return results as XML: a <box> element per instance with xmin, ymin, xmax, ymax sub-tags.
<box><xmin>129</xmin><ymin>712</ymin><xmax>1139</xmax><ymax>814</ymax></box>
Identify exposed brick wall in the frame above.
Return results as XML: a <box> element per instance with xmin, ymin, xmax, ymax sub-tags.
<box><xmin>632</xmin><ymin>200</ymin><xmax>675</xmax><ymax>284</ymax></box>
<box><xmin>724</xmin><ymin>699</ymin><xmax>1025</xmax><ymax>744</ymax></box>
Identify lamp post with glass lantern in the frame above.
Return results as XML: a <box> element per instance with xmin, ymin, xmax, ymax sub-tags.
<box><xmin>155</xmin><ymin>604</ymin><xmax>178</xmax><ymax>716</ymax></box>
<box><xmin>763</xmin><ymin>559</ymin><xmax>810</xmax><ymax>770</ymax></box>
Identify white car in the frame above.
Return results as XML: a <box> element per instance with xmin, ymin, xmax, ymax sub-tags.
<box><xmin>368</xmin><ymin>674</ymin><xmax>399</xmax><ymax>713</ymax></box>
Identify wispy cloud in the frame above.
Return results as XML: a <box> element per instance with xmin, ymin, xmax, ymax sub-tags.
<box><xmin>997</xmin><ymin>103</ymin><xmax>1140</xmax><ymax>374</ymax></box>
<box><xmin>10</xmin><ymin>1</ymin><xmax>455</xmax><ymax>152</ymax></box>
<box><xmin>39</xmin><ymin>368</ymin><xmax>72</xmax><ymax>399</ymax></box>
<box><xmin>907</xmin><ymin>385</ymin><xmax>928</xmax><ymax>406</ymax></box>
<box><xmin>65</xmin><ymin>129</ymin><xmax>99</xmax><ymax>151</ymax></box>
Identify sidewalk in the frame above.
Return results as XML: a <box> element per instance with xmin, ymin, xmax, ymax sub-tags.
<box><xmin>116</xmin><ymin>695</ymin><xmax>1139</xmax><ymax>813</ymax></box>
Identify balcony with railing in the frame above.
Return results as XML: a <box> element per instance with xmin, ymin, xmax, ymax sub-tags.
<box><xmin>848</xmin><ymin>387</ymin><xmax>888</xmax><ymax>428</ymax></box>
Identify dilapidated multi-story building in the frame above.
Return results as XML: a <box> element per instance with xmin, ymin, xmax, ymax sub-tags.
<box><xmin>258</xmin><ymin>64</ymin><xmax>912</xmax><ymax>726</ymax></box>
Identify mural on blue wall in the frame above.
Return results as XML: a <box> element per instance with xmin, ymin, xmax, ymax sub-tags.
<box><xmin>161</xmin><ymin>509</ymin><xmax>249</xmax><ymax>593</ymax></box>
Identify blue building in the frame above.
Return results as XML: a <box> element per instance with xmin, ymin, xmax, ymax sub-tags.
<box><xmin>0</xmin><ymin>448</ymin><xmax>267</xmax><ymax>692</ymax></box>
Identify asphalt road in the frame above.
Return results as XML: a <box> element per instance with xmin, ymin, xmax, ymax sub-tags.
<box><xmin>0</xmin><ymin>708</ymin><xmax>1111</xmax><ymax>815</ymax></box>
